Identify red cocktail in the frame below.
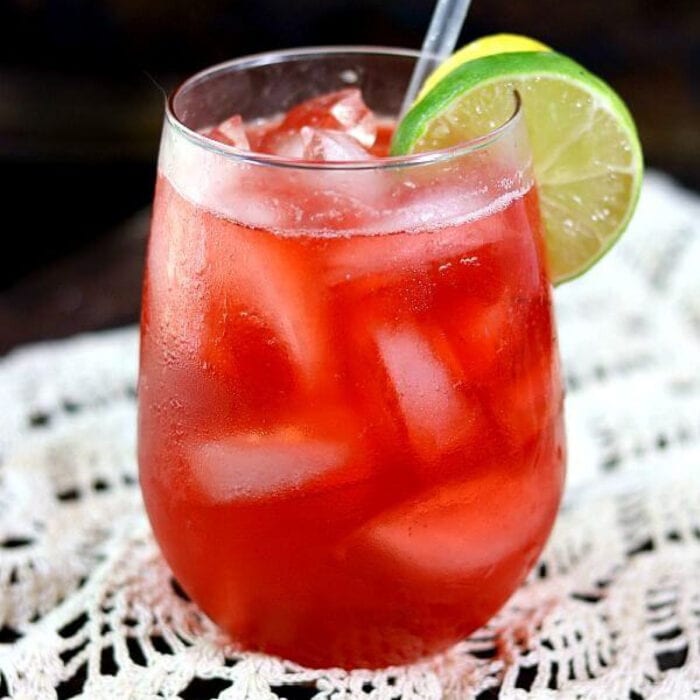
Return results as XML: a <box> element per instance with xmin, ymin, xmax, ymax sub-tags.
<box><xmin>139</xmin><ymin>48</ymin><xmax>565</xmax><ymax>669</ymax></box>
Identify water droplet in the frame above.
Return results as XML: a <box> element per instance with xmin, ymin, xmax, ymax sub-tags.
<box><xmin>340</xmin><ymin>69</ymin><xmax>358</xmax><ymax>84</ymax></box>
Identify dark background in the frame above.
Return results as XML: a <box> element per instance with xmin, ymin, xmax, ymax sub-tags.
<box><xmin>1</xmin><ymin>0</ymin><xmax>698</xmax><ymax>353</ymax></box>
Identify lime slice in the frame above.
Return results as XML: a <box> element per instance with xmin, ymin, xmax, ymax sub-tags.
<box><xmin>417</xmin><ymin>34</ymin><xmax>551</xmax><ymax>101</ymax></box>
<box><xmin>392</xmin><ymin>48</ymin><xmax>643</xmax><ymax>284</ymax></box>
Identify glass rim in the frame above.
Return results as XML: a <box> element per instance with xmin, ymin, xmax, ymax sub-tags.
<box><xmin>165</xmin><ymin>45</ymin><xmax>523</xmax><ymax>172</ymax></box>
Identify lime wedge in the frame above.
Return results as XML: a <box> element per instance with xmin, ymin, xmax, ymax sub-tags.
<box><xmin>392</xmin><ymin>48</ymin><xmax>643</xmax><ymax>284</ymax></box>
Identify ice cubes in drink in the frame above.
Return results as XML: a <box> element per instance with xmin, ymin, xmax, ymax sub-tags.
<box><xmin>489</xmin><ymin>297</ymin><xmax>560</xmax><ymax>446</ymax></box>
<box><xmin>323</xmin><ymin>220</ymin><xmax>502</xmax><ymax>289</ymax></box>
<box><xmin>204</xmin><ymin>115</ymin><xmax>251</xmax><ymax>149</ymax></box>
<box><xmin>204</xmin><ymin>221</ymin><xmax>332</xmax><ymax>396</ymax></box>
<box><xmin>255</xmin><ymin>89</ymin><xmax>378</xmax><ymax>159</ymax></box>
<box><xmin>191</xmin><ymin>429</ymin><xmax>354</xmax><ymax>502</ymax></box>
<box><xmin>372</xmin><ymin>323</ymin><xmax>484</xmax><ymax>473</ymax></box>
<box><xmin>440</xmin><ymin>296</ymin><xmax>513</xmax><ymax>381</ymax></box>
<box><xmin>300</xmin><ymin>127</ymin><xmax>372</xmax><ymax>162</ymax></box>
<box><xmin>343</xmin><ymin>465</ymin><xmax>556</xmax><ymax>589</ymax></box>
<box><xmin>280</xmin><ymin>88</ymin><xmax>377</xmax><ymax>148</ymax></box>
<box><xmin>493</xmin><ymin>353</ymin><xmax>561</xmax><ymax>447</ymax></box>
<box><xmin>259</xmin><ymin>127</ymin><xmax>305</xmax><ymax>159</ymax></box>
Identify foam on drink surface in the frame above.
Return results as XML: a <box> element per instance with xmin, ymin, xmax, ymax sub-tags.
<box><xmin>160</xmin><ymin>88</ymin><xmax>534</xmax><ymax>238</ymax></box>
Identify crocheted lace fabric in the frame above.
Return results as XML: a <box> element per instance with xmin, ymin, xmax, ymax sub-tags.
<box><xmin>1</xmin><ymin>171</ymin><xmax>699</xmax><ymax>699</ymax></box>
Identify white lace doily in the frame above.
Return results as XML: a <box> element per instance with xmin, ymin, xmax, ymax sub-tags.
<box><xmin>1</xmin><ymin>170</ymin><xmax>700</xmax><ymax>699</ymax></box>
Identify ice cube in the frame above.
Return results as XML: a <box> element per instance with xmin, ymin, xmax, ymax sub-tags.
<box><xmin>205</xmin><ymin>222</ymin><xmax>334</xmax><ymax>395</ymax></box>
<box><xmin>490</xmin><ymin>296</ymin><xmax>560</xmax><ymax>446</ymax></box>
<box><xmin>300</xmin><ymin>127</ymin><xmax>372</xmax><ymax>162</ymax></box>
<box><xmin>205</xmin><ymin>115</ymin><xmax>250</xmax><ymax>149</ymax></box>
<box><xmin>323</xmin><ymin>218</ymin><xmax>500</xmax><ymax>288</ymax></box>
<box><xmin>259</xmin><ymin>128</ymin><xmax>305</xmax><ymax>158</ymax></box>
<box><xmin>333</xmin><ymin>308</ymin><xmax>408</xmax><ymax>458</ymax></box>
<box><xmin>368</xmin><ymin>120</ymin><xmax>394</xmax><ymax>157</ymax></box>
<box><xmin>281</xmin><ymin>88</ymin><xmax>377</xmax><ymax>148</ymax></box>
<box><xmin>147</xmin><ymin>180</ymin><xmax>333</xmax><ymax>397</ymax></box>
<box><xmin>494</xmin><ymin>352</ymin><xmax>561</xmax><ymax>447</ymax></box>
<box><xmin>190</xmin><ymin>429</ymin><xmax>355</xmax><ymax>502</ymax></box>
<box><xmin>441</xmin><ymin>297</ymin><xmax>512</xmax><ymax>381</ymax></box>
<box><xmin>346</xmin><ymin>466</ymin><xmax>556</xmax><ymax>582</ymax></box>
<box><xmin>373</xmin><ymin>324</ymin><xmax>481</xmax><ymax>463</ymax></box>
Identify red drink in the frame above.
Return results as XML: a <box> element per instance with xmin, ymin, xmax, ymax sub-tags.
<box><xmin>139</xmin><ymin>49</ymin><xmax>565</xmax><ymax>669</ymax></box>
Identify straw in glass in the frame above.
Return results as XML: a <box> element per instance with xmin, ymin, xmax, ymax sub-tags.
<box><xmin>399</xmin><ymin>0</ymin><xmax>474</xmax><ymax>117</ymax></box>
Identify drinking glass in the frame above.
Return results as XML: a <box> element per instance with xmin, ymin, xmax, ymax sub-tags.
<box><xmin>138</xmin><ymin>47</ymin><xmax>566</xmax><ymax>670</ymax></box>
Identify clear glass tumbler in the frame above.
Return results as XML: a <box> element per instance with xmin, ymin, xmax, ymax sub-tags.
<box><xmin>138</xmin><ymin>47</ymin><xmax>566</xmax><ymax>669</ymax></box>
